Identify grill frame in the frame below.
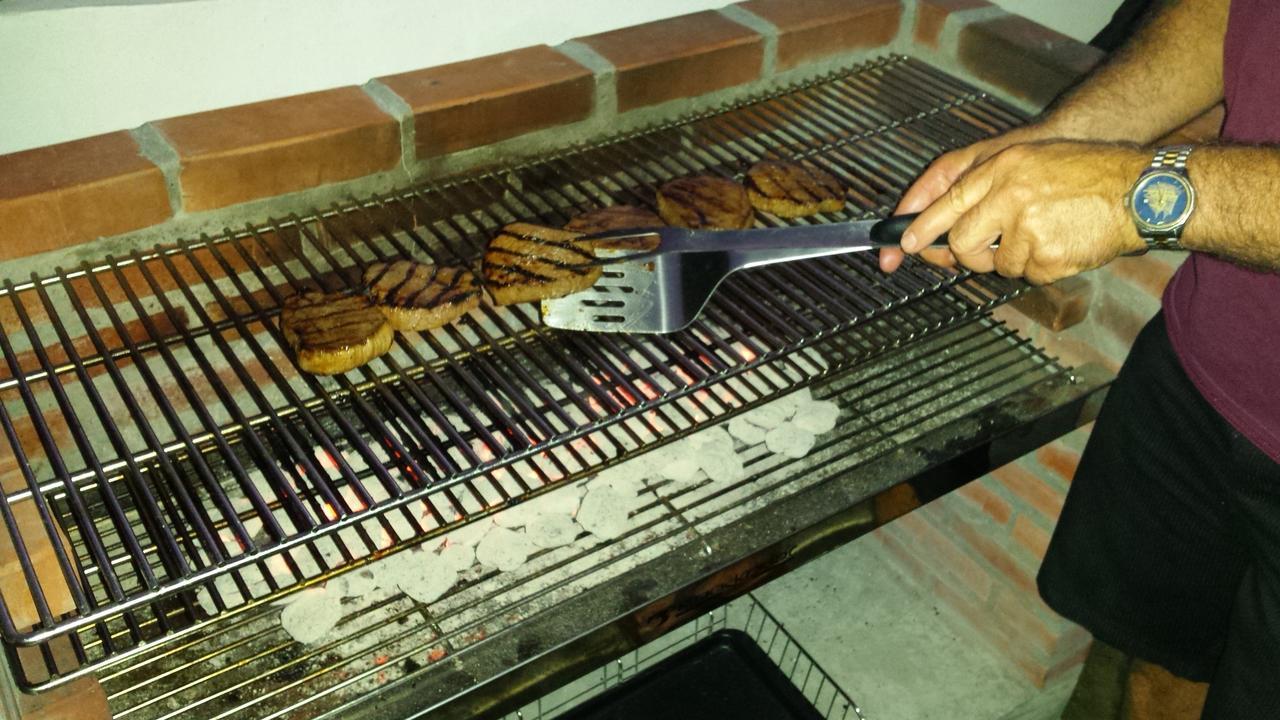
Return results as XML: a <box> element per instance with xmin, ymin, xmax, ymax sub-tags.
<box><xmin>0</xmin><ymin>54</ymin><xmax>1087</xmax><ymax>700</ymax></box>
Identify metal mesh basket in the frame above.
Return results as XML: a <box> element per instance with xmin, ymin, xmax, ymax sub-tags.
<box><xmin>506</xmin><ymin>594</ymin><xmax>866</xmax><ymax>720</ymax></box>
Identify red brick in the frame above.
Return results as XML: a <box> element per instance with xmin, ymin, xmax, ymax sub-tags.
<box><xmin>0</xmin><ymin>132</ymin><xmax>171</xmax><ymax>260</ymax></box>
<box><xmin>1008</xmin><ymin>275</ymin><xmax>1091</xmax><ymax>331</ymax></box>
<box><xmin>991</xmin><ymin>586</ymin><xmax>1060</xmax><ymax>658</ymax></box>
<box><xmin>958</xmin><ymin>14</ymin><xmax>1105</xmax><ymax>108</ymax></box>
<box><xmin>1107</xmin><ymin>255</ymin><xmax>1179</xmax><ymax>299</ymax></box>
<box><xmin>892</xmin><ymin>511</ymin><xmax>993</xmax><ymax>602</ymax></box>
<box><xmin>1039</xmin><ymin>635</ymin><xmax>1093</xmax><ymax>687</ymax></box>
<box><xmin>914</xmin><ymin>0</ymin><xmax>993</xmax><ymax>48</ymax></box>
<box><xmin>578</xmin><ymin>11</ymin><xmax>764</xmax><ymax>112</ymax></box>
<box><xmin>1012</xmin><ymin>515</ymin><xmax>1051</xmax><ymax>560</ymax></box>
<box><xmin>377</xmin><ymin>46</ymin><xmax>595</xmax><ymax>158</ymax></box>
<box><xmin>957</xmin><ymin>479</ymin><xmax>1012</xmax><ymax>525</ymax></box>
<box><xmin>991</xmin><ymin>462</ymin><xmax>1065</xmax><ymax>524</ymax></box>
<box><xmin>1035</xmin><ymin>443</ymin><xmax>1080</xmax><ymax>485</ymax></box>
<box><xmin>873</xmin><ymin>526</ymin><xmax>932</xmax><ymax>589</ymax></box>
<box><xmin>156</xmin><ymin>87</ymin><xmax>399</xmax><ymax>212</ymax></box>
<box><xmin>948</xmin><ymin>514</ymin><xmax>1038</xmax><ymax>595</ymax></box>
<box><xmin>736</xmin><ymin>0</ymin><xmax>903</xmax><ymax>70</ymax></box>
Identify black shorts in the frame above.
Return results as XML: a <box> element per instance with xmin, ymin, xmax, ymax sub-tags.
<box><xmin>1038</xmin><ymin>313</ymin><xmax>1280</xmax><ymax>719</ymax></box>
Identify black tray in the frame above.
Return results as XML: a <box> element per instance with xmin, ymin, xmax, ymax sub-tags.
<box><xmin>558</xmin><ymin>629</ymin><xmax>826</xmax><ymax>720</ymax></box>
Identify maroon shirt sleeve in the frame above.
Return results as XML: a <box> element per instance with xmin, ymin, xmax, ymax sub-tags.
<box><xmin>1162</xmin><ymin>0</ymin><xmax>1280</xmax><ymax>462</ymax></box>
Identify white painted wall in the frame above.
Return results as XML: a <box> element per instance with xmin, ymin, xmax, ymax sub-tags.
<box><xmin>0</xmin><ymin>0</ymin><xmax>1123</xmax><ymax>156</ymax></box>
<box><xmin>993</xmin><ymin>0</ymin><xmax>1121</xmax><ymax>43</ymax></box>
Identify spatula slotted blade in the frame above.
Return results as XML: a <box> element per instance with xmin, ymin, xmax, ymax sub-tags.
<box><xmin>541</xmin><ymin>250</ymin><xmax>677</xmax><ymax>333</ymax></box>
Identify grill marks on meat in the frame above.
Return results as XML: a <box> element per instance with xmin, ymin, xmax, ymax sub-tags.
<box><xmin>363</xmin><ymin>260</ymin><xmax>481</xmax><ymax>331</ymax></box>
<box><xmin>656</xmin><ymin>176</ymin><xmax>754</xmax><ymax>229</ymax></box>
<box><xmin>482</xmin><ymin>223</ymin><xmax>602</xmax><ymax>306</ymax></box>
<box><xmin>564</xmin><ymin>205</ymin><xmax>664</xmax><ymax>234</ymax></box>
<box><xmin>280</xmin><ymin>291</ymin><xmax>393</xmax><ymax>375</ymax></box>
<box><xmin>745</xmin><ymin>160</ymin><xmax>846</xmax><ymax>218</ymax></box>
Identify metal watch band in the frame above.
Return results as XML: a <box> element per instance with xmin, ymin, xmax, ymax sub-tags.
<box><xmin>1150</xmin><ymin>144</ymin><xmax>1194</xmax><ymax>172</ymax></box>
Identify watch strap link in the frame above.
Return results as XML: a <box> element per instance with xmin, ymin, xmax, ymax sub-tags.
<box><xmin>1149</xmin><ymin>144</ymin><xmax>1193</xmax><ymax>173</ymax></box>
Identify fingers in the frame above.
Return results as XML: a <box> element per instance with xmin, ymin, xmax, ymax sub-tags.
<box><xmin>895</xmin><ymin>149</ymin><xmax>976</xmax><ymax>215</ymax></box>
<box><xmin>902</xmin><ymin>158</ymin><xmax>996</xmax><ymax>254</ymax></box>
<box><xmin>879</xmin><ymin>246</ymin><xmax>957</xmax><ymax>273</ymax></box>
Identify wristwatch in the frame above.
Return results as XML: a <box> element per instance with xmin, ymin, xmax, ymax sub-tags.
<box><xmin>1124</xmin><ymin>145</ymin><xmax>1195</xmax><ymax>253</ymax></box>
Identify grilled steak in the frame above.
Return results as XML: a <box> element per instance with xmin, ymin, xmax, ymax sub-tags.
<box><xmin>655</xmin><ymin>175</ymin><xmax>753</xmax><ymax>230</ymax></box>
<box><xmin>482</xmin><ymin>223</ymin><xmax>602</xmax><ymax>306</ymax></box>
<box><xmin>280</xmin><ymin>291</ymin><xmax>393</xmax><ymax>375</ymax></box>
<box><xmin>745</xmin><ymin>160</ymin><xmax>846</xmax><ymax>218</ymax></box>
<box><xmin>363</xmin><ymin>260</ymin><xmax>481</xmax><ymax>331</ymax></box>
<box><xmin>564</xmin><ymin>205</ymin><xmax>664</xmax><ymax>234</ymax></box>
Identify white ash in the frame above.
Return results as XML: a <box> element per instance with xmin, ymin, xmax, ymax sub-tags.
<box><xmin>524</xmin><ymin>513</ymin><xmax>580</xmax><ymax>549</ymax></box>
<box><xmin>727</xmin><ymin>416</ymin><xmax>767</xmax><ymax>445</ymax></box>
<box><xmin>475</xmin><ymin>526</ymin><xmax>534</xmax><ymax>572</ymax></box>
<box><xmin>660</xmin><ymin>454</ymin><xmax>702</xmax><ymax>484</ymax></box>
<box><xmin>793</xmin><ymin>399</ymin><xmax>840</xmax><ymax>435</ymax></box>
<box><xmin>435</xmin><ymin>541</ymin><xmax>476</xmax><ymax>574</ymax></box>
<box><xmin>576</xmin><ymin>484</ymin><xmax>634</xmax><ymax>540</ymax></box>
<box><xmin>444</xmin><ymin>517</ymin><xmax>497</xmax><ymax>548</ymax></box>
<box><xmin>740</xmin><ymin>398</ymin><xmax>794</xmax><ymax>429</ymax></box>
<box><xmin>764</xmin><ymin>424</ymin><xmax>817</xmax><ymax>460</ymax></box>
<box><xmin>280</xmin><ymin>586</ymin><xmax>345</xmax><ymax>644</ymax></box>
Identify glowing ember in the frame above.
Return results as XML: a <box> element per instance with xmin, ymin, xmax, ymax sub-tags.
<box><xmin>374</xmin><ymin>655</ymin><xmax>389</xmax><ymax>666</ymax></box>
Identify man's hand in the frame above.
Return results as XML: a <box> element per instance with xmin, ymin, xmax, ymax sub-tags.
<box><xmin>880</xmin><ymin>126</ymin><xmax>1052</xmax><ymax>273</ymax></box>
<box><xmin>890</xmin><ymin>141</ymin><xmax>1150</xmax><ymax>285</ymax></box>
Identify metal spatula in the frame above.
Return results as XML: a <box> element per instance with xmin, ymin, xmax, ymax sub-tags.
<box><xmin>541</xmin><ymin>214</ymin><xmax>942</xmax><ymax>334</ymax></box>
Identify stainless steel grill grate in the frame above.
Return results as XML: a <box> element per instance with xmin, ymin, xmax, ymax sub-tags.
<box><xmin>0</xmin><ymin>55</ymin><xmax>1032</xmax><ymax>691</ymax></box>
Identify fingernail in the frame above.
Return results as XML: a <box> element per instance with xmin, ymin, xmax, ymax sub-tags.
<box><xmin>901</xmin><ymin>231</ymin><xmax>918</xmax><ymax>253</ymax></box>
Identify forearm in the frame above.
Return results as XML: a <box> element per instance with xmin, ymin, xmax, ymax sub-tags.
<box><xmin>1032</xmin><ymin>0</ymin><xmax>1229</xmax><ymax>143</ymax></box>
<box><xmin>1181</xmin><ymin>145</ymin><xmax>1280</xmax><ymax>269</ymax></box>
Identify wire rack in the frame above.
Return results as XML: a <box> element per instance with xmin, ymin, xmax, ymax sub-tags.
<box><xmin>506</xmin><ymin>594</ymin><xmax>867</xmax><ymax>720</ymax></box>
<box><xmin>92</xmin><ymin>312</ymin><xmax>1070</xmax><ymax>720</ymax></box>
<box><xmin>0</xmin><ymin>54</ymin><xmax>1031</xmax><ymax>688</ymax></box>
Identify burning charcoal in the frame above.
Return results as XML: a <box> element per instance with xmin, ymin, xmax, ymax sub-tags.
<box><xmin>475</xmin><ymin>526</ymin><xmax>534</xmax><ymax>572</ymax></box>
<box><xmin>764</xmin><ymin>424</ymin><xmax>817</xmax><ymax>460</ymax></box>
<box><xmin>793</xmin><ymin>399</ymin><xmax>840</xmax><ymax>435</ymax></box>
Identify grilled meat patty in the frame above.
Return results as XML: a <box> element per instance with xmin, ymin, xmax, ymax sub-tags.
<box><xmin>363</xmin><ymin>260</ymin><xmax>481</xmax><ymax>331</ymax></box>
<box><xmin>280</xmin><ymin>291</ymin><xmax>394</xmax><ymax>375</ymax></box>
<box><xmin>655</xmin><ymin>176</ymin><xmax>754</xmax><ymax>230</ymax></box>
<box><xmin>564</xmin><ymin>205</ymin><xmax>664</xmax><ymax>234</ymax></box>
<box><xmin>482</xmin><ymin>223</ymin><xmax>602</xmax><ymax>306</ymax></box>
<box><xmin>744</xmin><ymin>160</ymin><xmax>846</xmax><ymax>218</ymax></box>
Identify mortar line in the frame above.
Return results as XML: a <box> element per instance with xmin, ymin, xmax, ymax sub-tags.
<box><xmin>130</xmin><ymin>123</ymin><xmax>184</xmax><ymax>216</ymax></box>
<box><xmin>361</xmin><ymin>79</ymin><xmax>417</xmax><ymax>179</ymax></box>
<box><xmin>717</xmin><ymin>5</ymin><xmax>779</xmax><ymax>79</ymax></box>
<box><xmin>555</xmin><ymin>40</ymin><xmax>618</xmax><ymax>121</ymax></box>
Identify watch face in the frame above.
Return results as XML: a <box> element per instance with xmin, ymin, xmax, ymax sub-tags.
<box><xmin>1131</xmin><ymin>171</ymin><xmax>1194</xmax><ymax>233</ymax></box>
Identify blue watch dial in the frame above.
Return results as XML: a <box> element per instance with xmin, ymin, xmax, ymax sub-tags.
<box><xmin>1131</xmin><ymin>171</ymin><xmax>1193</xmax><ymax>232</ymax></box>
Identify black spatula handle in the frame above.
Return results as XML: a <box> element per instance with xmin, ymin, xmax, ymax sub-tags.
<box><xmin>868</xmin><ymin>213</ymin><xmax>949</xmax><ymax>248</ymax></box>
